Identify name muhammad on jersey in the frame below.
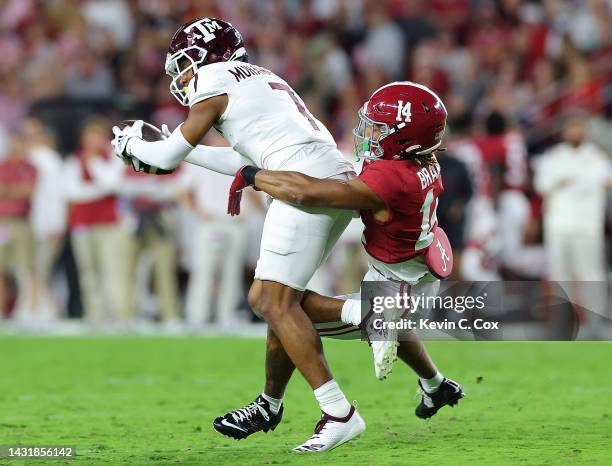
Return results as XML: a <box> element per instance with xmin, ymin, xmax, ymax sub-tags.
<box><xmin>228</xmin><ymin>64</ymin><xmax>273</xmax><ymax>83</ymax></box>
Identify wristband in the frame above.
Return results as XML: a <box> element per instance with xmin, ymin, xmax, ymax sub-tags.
<box><xmin>242</xmin><ymin>166</ymin><xmax>261</xmax><ymax>185</ymax></box>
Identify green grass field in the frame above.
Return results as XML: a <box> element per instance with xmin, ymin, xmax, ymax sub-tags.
<box><xmin>1</xmin><ymin>337</ymin><xmax>610</xmax><ymax>465</ymax></box>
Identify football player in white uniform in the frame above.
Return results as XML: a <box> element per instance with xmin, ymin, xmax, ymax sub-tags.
<box><xmin>111</xmin><ymin>18</ymin><xmax>364</xmax><ymax>452</ymax></box>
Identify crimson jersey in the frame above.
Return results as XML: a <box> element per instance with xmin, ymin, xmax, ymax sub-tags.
<box><xmin>472</xmin><ymin>131</ymin><xmax>527</xmax><ymax>192</ymax></box>
<box><xmin>358</xmin><ymin>158</ymin><xmax>444</xmax><ymax>264</ymax></box>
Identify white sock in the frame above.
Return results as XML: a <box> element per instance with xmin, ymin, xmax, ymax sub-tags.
<box><xmin>420</xmin><ymin>372</ymin><xmax>444</xmax><ymax>393</ymax></box>
<box><xmin>341</xmin><ymin>299</ymin><xmax>362</xmax><ymax>326</ymax></box>
<box><xmin>261</xmin><ymin>392</ymin><xmax>283</xmax><ymax>415</ymax></box>
<box><xmin>314</xmin><ymin>379</ymin><xmax>351</xmax><ymax>417</ymax></box>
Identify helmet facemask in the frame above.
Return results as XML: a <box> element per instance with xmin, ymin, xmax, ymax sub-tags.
<box><xmin>353</xmin><ymin>108</ymin><xmax>389</xmax><ymax>160</ymax></box>
<box><xmin>165</xmin><ymin>46</ymin><xmax>208</xmax><ymax>106</ymax></box>
<box><xmin>353</xmin><ymin>107</ymin><xmax>443</xmax><ymax>161</ymax></box>
<box><xmin>165</xmin><ymin>45</ymin><xmax>248</xmax><ymax>106</ymax></box>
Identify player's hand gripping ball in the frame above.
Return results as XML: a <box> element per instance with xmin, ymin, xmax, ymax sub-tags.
<box><xmin>112</xmin><ymin>120</ymin><xmax>175</xmax><ymax>175</ymax></box>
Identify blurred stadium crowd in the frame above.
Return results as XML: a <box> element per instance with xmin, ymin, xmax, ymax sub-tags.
<box><xmin>0</xmin><ymin>0</ymin><xmax>611</xmax><ymax>330</ymax></box>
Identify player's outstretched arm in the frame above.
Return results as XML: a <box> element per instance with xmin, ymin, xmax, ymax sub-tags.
<box><xmin>124</xmin><ymin>95</ymin><xmax>228</xmax><ymax>170</ymax></box>
<box><xmin>254</xmin><ymin>170</ymin><xmax>385</xmax><ymax>210</ymax></box>
<box><xmin>184</xmin><ymin>145</ymin><xmax>248</xmax><ymax>176</ymax></box>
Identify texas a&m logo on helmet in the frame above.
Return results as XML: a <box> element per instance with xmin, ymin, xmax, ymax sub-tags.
<box><xmin>165</xmin><ymin>18</ymin><xmax>248</xmax><ymax>105</ymax></box>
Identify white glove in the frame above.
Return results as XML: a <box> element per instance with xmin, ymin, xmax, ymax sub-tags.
<box><xmin>161</xmin><ymin>124</ymin><xmax>171</xmax><ymax>139</ymax></box>
<box><xmin>111</xmin><ymin>120</ymin><xmax>144</xmax><ymax>166</ymax></box>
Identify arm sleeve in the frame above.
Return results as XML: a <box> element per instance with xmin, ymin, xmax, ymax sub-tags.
<box><xmin>184</xmin><ymin>145</ymin><xmax>249</xmax><ymax>176</ymax></box>
<box><xmin>127</xmin><ymin>125</ymin><xmax>194</xmax><ymax>170</ymax></box>
<box><xmin>129</xmin><ymin>122</ymin><xmax>248</xmax><ymax>176</ymax></box>
<box><xmin>358</xmin><ymin>162</ymin><xmax>404</xmax><ymax>206</ymax></box>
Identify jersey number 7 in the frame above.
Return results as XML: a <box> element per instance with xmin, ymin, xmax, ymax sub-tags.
<box><xmin>269</xmin><ymin>82</ymin><xmax>320</xmax><ymax>131</ymax></box>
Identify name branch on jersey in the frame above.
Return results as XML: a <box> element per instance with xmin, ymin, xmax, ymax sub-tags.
<box><xmin>416</xmin><ymin>163</ymin><xmax>441</xmax><ymax>190</ymax></box>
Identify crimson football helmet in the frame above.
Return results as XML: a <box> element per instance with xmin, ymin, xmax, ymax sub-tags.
<box><xmin>354</xmin><ymin>82</ymin><xmax>447</xmax><ymax>160</ymax></box>
<box><xmin>165</xmin><ymin>17</ymin><xmax>247</xmax><ymax>105</ymax></box>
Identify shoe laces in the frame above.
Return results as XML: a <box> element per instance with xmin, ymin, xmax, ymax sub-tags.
<box><xmin>312</xmin><ymin>418</ymin><xmax>328</xmax><ymax>438</ymax></box>
<box><xmin>231</xmin><ymin>400</ymin><xmax>270</xmax><ymax>423</ymax></box>
<box><xmin>312</xmin><ymin>401</ymin><xmax>357</xmax><ymax>438</ymax></box>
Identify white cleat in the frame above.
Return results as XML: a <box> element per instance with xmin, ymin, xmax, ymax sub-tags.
<box><xmin>362</xmin><ymin>305</ymin><xmax>403</xmax><ymax>380</ymax></box>
<box><xmin>371</xmin><ymin>339</ymin><xmax>399</xmax><ymax>380</ymax></box>
<box><xmin>293</xmin><ymin>405</ymin><xmax>366</xmax><ymax>453</ymax></box>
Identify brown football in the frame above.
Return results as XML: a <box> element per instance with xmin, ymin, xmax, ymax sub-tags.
<box><xmin>117</xmin><ymin>120</ymin><xmax>175</xmax><ymax>175</ymax></box>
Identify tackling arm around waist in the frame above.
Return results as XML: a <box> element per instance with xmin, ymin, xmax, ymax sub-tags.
<box><xmin>253</xmin><ymin>168</ymin><xmax>384</xmax><ymax>210</ymax></box>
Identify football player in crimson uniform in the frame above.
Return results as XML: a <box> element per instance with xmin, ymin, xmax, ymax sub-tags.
<box><xmin>227</xmin><ymin>82</ymin><xmax>465</xmax><ymax>442</ymax></box>
<box><xmin>112</xmin><ymin>18</ymin><xmax>365</xmax><ymax>452</ymax></box>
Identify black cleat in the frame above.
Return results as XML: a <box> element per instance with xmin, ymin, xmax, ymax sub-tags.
<box><xmin>213</xmin><ymin>395</ymin><xmax>283</xmax><ymax>440</ymax></box>
<box><xmin>415</xmin><ymin>378</ymin><xmax>464</xmax><ymax>419</ymax></box>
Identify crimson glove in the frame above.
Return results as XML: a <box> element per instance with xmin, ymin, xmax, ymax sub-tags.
<box><xmin>228</xmin><ymin>166</ymin><xmax>261</xmax><ymax>216</ymax></box>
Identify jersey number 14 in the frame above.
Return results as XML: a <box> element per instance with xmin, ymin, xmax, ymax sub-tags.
<box><xmin>415</xmin><ymin>188</ymin><xmax>438</xmax><ymax>250</ymax></box>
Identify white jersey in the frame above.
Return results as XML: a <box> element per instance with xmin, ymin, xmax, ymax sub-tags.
<box><xmin>187</xmin><ymin>61</ymin><xmax>353</xmax><ymax>179</ymax></box>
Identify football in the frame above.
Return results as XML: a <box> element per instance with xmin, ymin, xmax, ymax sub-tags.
<box><xmin>117</xmin><ymin>120</ymin><xmax>175</xmax><ymax>175</ymax></box>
